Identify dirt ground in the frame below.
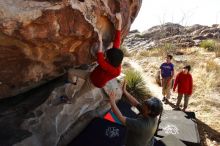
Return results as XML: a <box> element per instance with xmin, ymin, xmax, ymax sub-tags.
<box><xmin>124</xmin><ymin>54</ymin><xmax>220</xmax><ymax>146</ymax></box>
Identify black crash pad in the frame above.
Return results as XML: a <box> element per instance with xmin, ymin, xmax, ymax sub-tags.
<box><xmin>157</xmin><ymin>110</ymin><xmax>200</xmax><ymax>146</ymax></box>
<box><xmin>68</xmin><ymin>118</ymin><xmax>127</xmax><ymax>146</ymax></box>
<box><xmin>154</xmin><ymin>135</ymin><xmax>186</xmax><ymax>146</ymax></box>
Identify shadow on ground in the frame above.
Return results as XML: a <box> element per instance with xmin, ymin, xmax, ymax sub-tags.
<box><xmin>197</xmin><ymin>118</ymin><xmax>220</xmax><ymax>146</ymax></box>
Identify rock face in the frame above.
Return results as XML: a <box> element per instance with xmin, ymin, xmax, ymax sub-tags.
<box><xmin>123</xmin><ymin>23</ymin><xmax>220</xmax><ymax>51</ymax></box>
<box><xmin>0</xmin><ymin>1</ymin><xmax>141</xmax><ymax>145</ymax></box>
<box><xmin>0</xmin><ymin>77</ymin><xmax>122</xmax><ymax>146</ymax></box>
<box><xmin>13</xmin><ymin>79</ymin><xmax>122</xmax><ymax>146</ymax></box>
<box><xmin>0</xmin><ymin>0</ymin><xmax>142</xmax><ymax>98</ymax></box>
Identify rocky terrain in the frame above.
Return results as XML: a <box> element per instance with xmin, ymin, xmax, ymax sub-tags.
<box><xmin>0</xmin><ymin>0</ymin><xmax>141</xmax><ymax>98</ymax></box>
<box><xmin>123</xmin><ymin>23</ymin><xmax>220</xmax><ymax>51</ymax></box>
<box><xmin>122</xmin><ymin>22</ymin><xmax>220</xmax><ymax>146</ymax></box>
<box><xmin>0</xmin><ymin>1</ymin><xmax>219</xmax><ymax>146</ymax></box>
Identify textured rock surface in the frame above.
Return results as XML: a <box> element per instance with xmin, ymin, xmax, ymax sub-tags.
<box><xmin>0</xmin><ymin>78</ymin><xmax>122</xmax><ymax>146</ymax></box>
<box><xmin>15</xmin><ymin>79</ymin><xmax>122</xmax><ymax>146</ymax></box>
<box><xmin>0</xmin><ymin>0</ymin><xmax>142</xmax><ymax>98</ymax></box>
<box><xmin>123</xmin><ymin>23</ymin><xmax>220</xmax><ymax>51</ymax></box>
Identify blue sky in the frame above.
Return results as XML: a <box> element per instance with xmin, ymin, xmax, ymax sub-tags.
<box><xmin>131</xmin><ymin>0</ymin><xmax>220</xmax><ymax>32</ymax></box>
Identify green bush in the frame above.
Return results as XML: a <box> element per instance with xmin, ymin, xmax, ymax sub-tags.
<box><xmin>200</xmin><ymin>39</ymin><xmax>220</xmax><ymax>56</ymax></box>
<box><xmin>200</xmin><ymin>39</ymin><xmax>216</xmax><ymax>51</ymax></box>
<box><xmin>124</xmin><ymin>69</ymin><xmax>151</xmax><ymax>102</ymax></box>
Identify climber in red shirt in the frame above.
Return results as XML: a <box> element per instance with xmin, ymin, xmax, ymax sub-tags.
<box><xmin>90</xmin><ymin>13</ymin><xmax>123</xmax><ymax>88</ymax></box>
<box><xmin>173</xmin><ymin>65</ymin><xmax>193</xmax><ymax>111</ymax></box>
<box><xmin>64</xmin><ymin>13</ymin><xmax>124</xmax><ymax>101</ymax></box>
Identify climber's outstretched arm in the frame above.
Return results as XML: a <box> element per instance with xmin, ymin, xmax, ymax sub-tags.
<box><xmin>113</xmin><ymin>13</ymin><xmax>122</xmax><ymax>49</ymax></box>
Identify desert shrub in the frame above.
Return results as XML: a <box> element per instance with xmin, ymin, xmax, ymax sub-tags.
<box><xmin>154</xmin><ymin>43</ymin><xmax>177</xmax><ymax>57</ymax></box>
<box><xmin>124</xmin><ymin>69</ymin><xmax>151</xmax><ymax>102</ymax></box>
<box><xmin>137</xmin><ymin>48</ymin><xmax>162</xmax><ymax>58</ymax></box>
<box><xmin>159</xmin><ymin>43</ymin><xmax>177</xmax><ymax>57</ymax></box>
<box><xmin>193</xmin><ymin>61</ymin><xmax>219</xmax><ymax>98</ymax></box>
<box><xmin>206</xmin><ymin>60</ymin><xmax>220</xmax><ymax>88</ymax></box>
<box><xmin>120</xmin><ymin>45</ymin><xmax>130</xmax><ymax>57</ymax></box>
<box><xmin>200</xmin><ymin>39</ymin><xmax>216</xmax><ymax>51</ymax></box>
<box><xmin>129</xmin><ymin>49</ymin><xmax>138</xmax><ymax>57</ymax></box>
<box><xmin>134</xmin><ymin>33</ymin><xmax>144</xmax><ymax>38</ymax></box>
<box><xmin>214</xmin><ymin>43</ymin><xmax>220</xmax><ymax>57</ymax></box>
<box><xmin>200</xmin><ymin>39</ymin><xmax>220</xmax><ymax>57</ymax></box>
<box><xmin>138</xmin><ymin>50</ymin><xmax>151</xmax><ymax>57</ymax></box>
<box><xmin>206</xmin><ymin>60</ymin><xmax>219</xmax><ymax>72</ymax></box>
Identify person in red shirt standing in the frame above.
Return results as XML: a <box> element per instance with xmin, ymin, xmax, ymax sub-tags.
<box><xmin>65</xmin><ymin>13</ymin><xmax>124</xmax><ymax>100</ymax></box>
<box><xmin>173</xmin><ymin>65</ymin><xmax>193</xmax><ymax>111</ymax></box>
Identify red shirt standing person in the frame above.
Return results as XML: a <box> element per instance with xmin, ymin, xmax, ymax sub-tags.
<box><xmin>173</xmin><ymin>65</ymin><xmax>193</xmax><ymax>111</ymax></box>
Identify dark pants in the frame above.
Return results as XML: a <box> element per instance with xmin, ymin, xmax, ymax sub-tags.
<box><xmin>176</xmin><ymin>94</ymin><xmax>190</xmax><ymax>109</ymax></box>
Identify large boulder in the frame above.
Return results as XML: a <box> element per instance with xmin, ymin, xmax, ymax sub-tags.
<box><xmin>0</xmin><ymin>78</ymin><xmax>122</xmax><ymax>146</ymax></box>
<box><xmin>18</xmin><ymin>79</ymin><xmax>123</xmax><ymax>146</ymax></box>
<box><xmin>0</xmin><ymin>0</ymin><xmax>142</xmax><ymax>98</ymax></box>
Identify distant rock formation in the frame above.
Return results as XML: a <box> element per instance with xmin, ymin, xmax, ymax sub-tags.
<box><xmin>0</xmin><ymin>0</ymin><xmax>142</xmax><ymax>98</ymax></box>
<box><xmin>123</xmin><ymin>23</ymin><xmax>220</xmax><ymax>51</ymax></box>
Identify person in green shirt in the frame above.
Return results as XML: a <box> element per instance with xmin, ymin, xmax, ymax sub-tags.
<box><xmin>108</xmin><ymin>82</ymin><xmax>163</xmax><ymax>146</ymax></box>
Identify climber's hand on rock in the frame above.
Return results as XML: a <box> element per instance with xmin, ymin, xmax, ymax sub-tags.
<box><xmin>98</xmin><ymin>34</ymin><xmax>103</xmax><ymax>52</ymax></box>
<box><xmin>115</xmin><ymin>13</ymin><xmax>122</xmax><ymax>30</ymax></box>
<box><xmin>122</xmin><ymin>81</ymin><xmax>127</xmax><ymax>92</ymax></box>
<box><xmin>108</xmin><ymin>90</ymin><xmax>117</xmax><ymax>103</ymax></box>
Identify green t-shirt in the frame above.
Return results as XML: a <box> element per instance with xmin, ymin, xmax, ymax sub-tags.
<box><xmin>125</xmin><ymin>116</ymin><xmax>157</xmax><ymax>146</ymax></box>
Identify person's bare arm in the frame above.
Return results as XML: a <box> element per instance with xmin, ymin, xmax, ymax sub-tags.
<box><xmin>115</xmin><ymin>13</ymin><xmax>122</xmax><ymax>31</ymax></box>
<box><xmin>168</xmin><ymin>68</ymin><xmax>174</xmax><ymax>85</ymax></box>
<box><xmin>159</xmin><ymin>69</ymin><xmax>162</xmax><ymax>79</ymax></box>
<box><xmin>122</xmin><ymin>81</ymin><xmax>140</xmax><ymax>106</ymax></box>
<box><xmin>98</xmin><ymin>33</ymin><xmax>103</xmax><ymax>53</ymax></box>
<box><xmin>109</xmin><ymin>91</ymin><xmax>126</xmax><ymax>125</ymax></box>
<box><xmin>171</xmin><ymin>70</ymin><xmax>174</xmax><ymax>78</ymax></box>
<box><xmin>171</xmin><ymin>64</ymin><xmax>174</xmax><ymax>78</ymax></box>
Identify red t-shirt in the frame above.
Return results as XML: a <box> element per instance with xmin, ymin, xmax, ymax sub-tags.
<box><xmin>173</xmin><ymin>72</ymin><xmax>193</xmax><ymax>95</ymax></box>
<box><xmin>90</xmin><ymin>30</ymin><xmax>121</xmax><ymax>88</ymax></box>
